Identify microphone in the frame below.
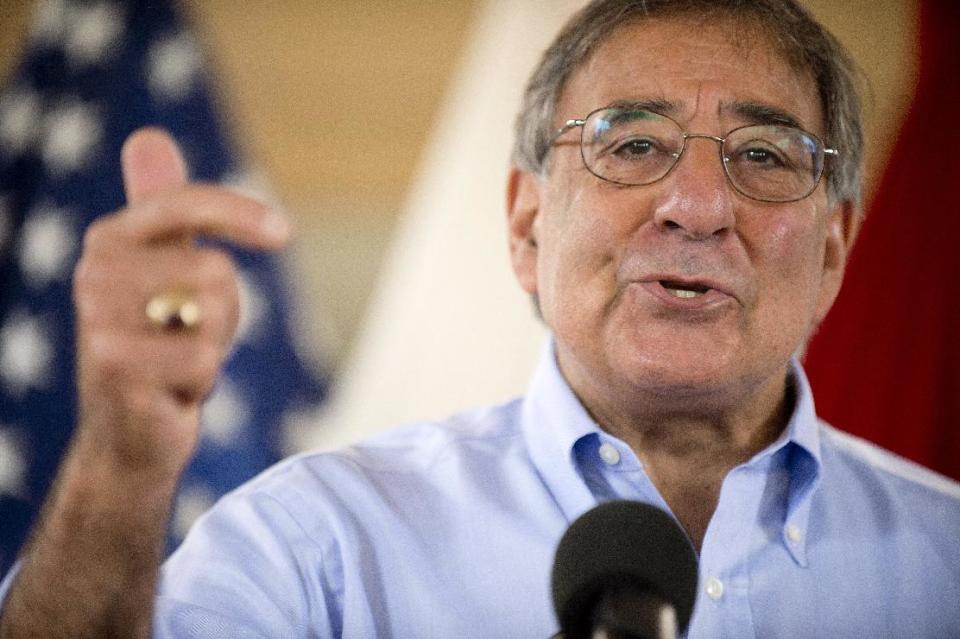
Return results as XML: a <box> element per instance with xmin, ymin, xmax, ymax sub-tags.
<box><xmin>551</xmin><ymin>500</ymin><xmax>699</xmax><ymax>639</ymax></box>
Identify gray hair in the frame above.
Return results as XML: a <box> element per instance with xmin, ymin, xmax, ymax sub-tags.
<box><xmin>512</xmin><ymin>0</ymin><xmax>865</xmax><ymax>209</ymax></box>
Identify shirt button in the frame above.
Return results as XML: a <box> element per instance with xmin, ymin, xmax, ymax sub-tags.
<box><xmin>786</xmin><ymin>524</ymin><xmax>802</xmax><ymax>543</ymax></box>
<box><xmin>704</xmin><ymin>576</ymin><xmax>724</xmax><ymax>600</ymax></box>
<box><xmin>598</xmin><ymin>442</ymin><xmax>621</xmax><ymax>466</ymax></box>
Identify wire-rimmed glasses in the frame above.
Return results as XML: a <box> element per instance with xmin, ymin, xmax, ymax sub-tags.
<box><xmin>551</xmin><ymin>106</ymin><xmax>838</xmax><ymax>203</ymax></box>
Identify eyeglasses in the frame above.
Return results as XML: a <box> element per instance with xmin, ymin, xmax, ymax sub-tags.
<box><xmin>550</xmin><ymin>106</ymin><xmax>838</xmax><ymax>203</ymax></box>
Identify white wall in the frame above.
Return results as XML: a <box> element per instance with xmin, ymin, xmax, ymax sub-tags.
<box><xmin>299</xmin><ymin>0</ymin><xmax>585</xmax><ymax>450</ymax></box>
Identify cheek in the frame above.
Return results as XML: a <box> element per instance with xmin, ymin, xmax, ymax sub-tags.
<box><xmin>537</xmin><ymin>187</ymin><xmax>627</xmax><ymax>322</ymax></box>
<box><xmin>753</xmin><ymin>214</ymin><xmax>828</xmax><ymax>331</ymax></box>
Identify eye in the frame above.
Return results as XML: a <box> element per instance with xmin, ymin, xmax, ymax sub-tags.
<box><xmin>743</xmin><ymin>148</ymin><xmax>777</xmax><ymax>164</ymax></box>
<box><xmin>730</xmin><ymin>143</ymin><xmax>792</xmax><ymax>170</ymax></box>
<box><xmin>615</xmin><ymin>138</ymin><xmax>655</xmax><ymax>157</ymax></box>
<box><xmin>599</xmin><ymin>135</ymin><xmax>670</xmax><ymax>162</ymax></box>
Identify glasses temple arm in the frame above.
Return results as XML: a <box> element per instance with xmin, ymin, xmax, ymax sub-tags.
<box><xmin>549</xmin><ymin>119</ymin><xmax>586</xmax><ymax>145</ymax></box>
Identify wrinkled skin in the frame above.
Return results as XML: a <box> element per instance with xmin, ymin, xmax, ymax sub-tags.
<box><xmin>507</xmin><ymin>18</ymin><xmax>860</xmax><ymax>544</ymax></box>
<box><xmin>509</xmin><ymin>17</ymin><xmax>858</xmax><ymax>432</ymax></box>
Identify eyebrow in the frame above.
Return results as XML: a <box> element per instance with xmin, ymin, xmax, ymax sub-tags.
<box><xmin>605</xmin><ymin>98</ymin><xmax>682</xmax><ymax>117</ymax></box>
<box><xmin>601</xmin><ymin>98</ymin><xmax>808</xmax><ymax>131</ymax></box>
<box><xmin>723</xmin><ymin>101</ymin><xmax>806</xmax><ymax>130</ymax></box>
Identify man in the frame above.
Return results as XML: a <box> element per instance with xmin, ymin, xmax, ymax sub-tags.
<box><xmin>1</xmin><ymin>0</ymin><xmax>958</xmax><ymax>637</ymax></box>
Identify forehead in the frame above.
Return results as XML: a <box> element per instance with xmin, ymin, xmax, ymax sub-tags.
<box><xmin>558</xmin><ymin>16</ymin><xmax>823</xmax><ymax>134</ymax></box>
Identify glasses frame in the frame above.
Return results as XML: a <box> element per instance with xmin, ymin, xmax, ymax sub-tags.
<box><xmin>550</xmin><ymin>106</ymin><xmax>839</xmax><ymax>203</ymax></box>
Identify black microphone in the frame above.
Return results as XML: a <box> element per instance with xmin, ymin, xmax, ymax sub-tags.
<box><xmin>551</xmin><ymin>500</ymin><xmax>699</xmax><ymax>639</ymax></box>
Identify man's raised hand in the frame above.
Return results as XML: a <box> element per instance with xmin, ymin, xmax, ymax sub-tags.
<box><xmin>72</xmin><ymin>127</ymin><xmax>288</xmax><ymax>474</ymax></box>
<box><xmin>0</xmin><ymin>127</ymin><xmax>290</xmax><ymax>638</ymax></box>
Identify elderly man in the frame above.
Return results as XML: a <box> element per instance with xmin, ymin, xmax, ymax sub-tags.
<box><xmin>1</xmin><ymin>0</ymin><xmax>958</xmax><ymax>637</ymax></box>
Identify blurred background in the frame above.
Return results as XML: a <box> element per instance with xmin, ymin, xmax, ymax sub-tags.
<box><xmin>5</xmin><ymin>0</ymin><xmax>957</xmax><ymax>572</ymax></box>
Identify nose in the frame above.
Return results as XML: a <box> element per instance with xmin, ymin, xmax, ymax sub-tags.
<box><xmin>652</xmin><ymin>136</ymin><xmax>735</xmax><ymax>240</ymax></box>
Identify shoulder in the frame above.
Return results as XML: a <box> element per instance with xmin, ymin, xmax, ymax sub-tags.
<box><xmin>818</xmin><ymin>420</ymin><xmax>960</xmax><ymax>507</ymax></box>
<box><xmin>167</xmin><ymin>396</ymin><xmax>530</xmax><ymax>564</ymax></box>
<box><xmin>812</xmin><ymin>422</ymin><xmax>960</xmax><ymax>611</ymax></box>
<box><xmin>281</xmin><ymin>396</ymin><xmax>523</xmax><ymax>474</ymax></box>
<box><xmin>221</xmin><ymin>397</ymin><xmax>529</xmax><ymax>519</ymax></box>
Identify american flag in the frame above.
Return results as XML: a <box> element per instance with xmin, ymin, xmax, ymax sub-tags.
<box><xmin>0</xmin><ymin>0</ymin><xmax>327</xmax><ymax>573</ymax></box>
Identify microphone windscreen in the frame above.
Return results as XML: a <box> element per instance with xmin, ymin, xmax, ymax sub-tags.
<box><xmin>551</xmin><ymin>500</ymin><xmax>699</xmax><ymax>637</ymax></box>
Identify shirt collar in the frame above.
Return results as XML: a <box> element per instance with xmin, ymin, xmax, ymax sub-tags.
<box><xmin>522</xmin><ymin>338</ymin><xmax>824</xmax><ymax>563</ymax></box>
<box><xmin>522</xmin><ymin>337</ymin><xmax>603</xmax><ymax>524</ymax></box>
<box><xmin>763</xmin><ymin>358</ymin><xmax>822</xmax><ymax>467</ymax></box>
<box><xmin>753</xmin><ymin>358</ymin><xmax>823</xmax><ymax>567</ymax></box>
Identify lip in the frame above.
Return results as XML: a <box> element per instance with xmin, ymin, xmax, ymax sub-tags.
<box><xmin>632</xmin><ymin>275</ymin><xmax>739</xmax><ymax>311</ymax></box>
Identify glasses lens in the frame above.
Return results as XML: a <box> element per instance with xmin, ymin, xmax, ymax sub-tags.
<box><xmin>581</xmin><ymin>108</ymin><xmax>683</xmax><ymax>186</ymax></box>
<box><xmin>723</xmin><ymin>126</ymin><xmax>824</xmax><ymax>202</ymax></box>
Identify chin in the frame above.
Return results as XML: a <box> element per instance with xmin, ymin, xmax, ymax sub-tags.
<box><xmin>625</xmin><ymin>354</ymin><xmax>730</xmax><ymax>393</ymax></box>
<box><xmin>606</xmin><ymin>335</ymin><xmax>753</xmax><ymax>403</ymax></box>
<box><xmin>618</xmin><ymin>337</ymin><xmax>799</xmax><ymax>419</ymax></box>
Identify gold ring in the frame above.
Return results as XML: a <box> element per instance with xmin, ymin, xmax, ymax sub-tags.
<box><xmin>145</xmin><ymin>291</ymin><xmax>201</xmax><ymax>331</ymax></box>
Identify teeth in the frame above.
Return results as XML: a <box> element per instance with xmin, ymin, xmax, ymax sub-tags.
<box><xmin>660</xmin><ymin>280</ymin><xmax>710</xmax><ymax>299</ymax></box>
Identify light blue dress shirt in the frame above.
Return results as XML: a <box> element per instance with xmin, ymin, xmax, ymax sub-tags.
<box><xmin>2</xmin><ymin>341</ymin><xmax>959</xmax><ymax>637</ymax></box>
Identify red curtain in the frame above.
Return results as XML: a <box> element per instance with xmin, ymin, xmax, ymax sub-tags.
<box><xmin>804</xmin><ymin>0</ymin><xmax>960</xmax><ymax>481</ymax></box>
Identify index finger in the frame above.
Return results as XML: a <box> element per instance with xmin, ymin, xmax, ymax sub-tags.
<box><xmin>119</xmin><ymin>184</ymin><xmax>291</xmax><ymax>251</ymax></box>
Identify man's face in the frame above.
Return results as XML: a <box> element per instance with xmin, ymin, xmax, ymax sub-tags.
<box><xmin>508</xmin><ymin>17</ymin><xmax>858</xmax><ymax>418</ymax></box>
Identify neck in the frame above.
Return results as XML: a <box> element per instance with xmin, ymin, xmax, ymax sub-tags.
<box><xmin>574</xmin><ymin>366</ymin><xmax>794</xmax><ymax>549</ymax></box>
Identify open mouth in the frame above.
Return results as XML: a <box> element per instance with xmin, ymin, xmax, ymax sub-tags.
<box><xmin>659</xmin><ymin>280</ymin><xmax>712</xmax><ymax>299</ymax></box>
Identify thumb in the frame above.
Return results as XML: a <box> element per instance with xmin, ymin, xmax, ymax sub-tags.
<box><xmin>121</xmin><ymin>127</ymin><xmax>189</xmax><ymax>206</ymax></box>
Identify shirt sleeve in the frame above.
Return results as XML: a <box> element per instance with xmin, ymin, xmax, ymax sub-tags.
<box><xmin>155</xmin><ymin>486</ymin><xmax>342</xmax><ymax>639</ymax></box>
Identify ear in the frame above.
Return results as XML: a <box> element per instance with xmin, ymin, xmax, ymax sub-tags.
<box><xmin>814</xmin><ymin>199</ymin><xmax>863</xmax><ymax>322</ymax></box>
<box><xmin>506</xmin><ymin>168</ymin><xmax>543</xmax><ymax>295</ymax></box>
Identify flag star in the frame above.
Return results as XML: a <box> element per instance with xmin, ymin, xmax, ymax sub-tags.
<box><xmin>29</xmin><ymin>0</ymin><xmax>68</xmax><ymax>48</ymax></box>
<box><xmin>0</xmin><ymin>89</ymin><xmax>42</xmax><ymax>156</ymax></box>
<box><xmin>172</xmin><ymin>484</ymin><xmax>216</xmax><ymax>541</ymax></box>
<box><xmin>0</xmin><ymin>427</ymin><xmax>28</xmax><ymax>498</ymax></box>
<box><xmin>42</xmin><ymin>101</ymin><xmax>102</xmax><ymax>176</ymax></box>
<box><xmin>147</xmin><ymin>32</ymin><xmax>202</xmax><ymax>103</ymax></box>
<box><xmin>17</xmin><ymin>203</ymin><xmax>77</xmax><ymax>289</ymax></box>
<box><xmin>236</xmin><ymin>272</ymin><xmax>268</xmax><ymax>344</ymax></box>
<box><xmin>0</xmin><ymin>312</ymin><xmax>54</xmax><ymax>396</ymax></box>
<box><xmin>201</xmin><ymin>378</ymin><xmax>248</xmax><ymax>446</ymax></box>
<box><xmin>64</xmin><ymin>2</ymin><xmax>124</xmax><ymax>67</ymax></box>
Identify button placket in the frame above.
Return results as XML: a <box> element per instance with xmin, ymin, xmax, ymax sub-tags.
<box><xmin>704</xmin><ymin>576</ymin><xmax>725</xmax><ymax>600</ymax></box>
<box><xmin>690</xmin><ymin>466</ymin><xmax>763</xmax><ymax>637</ymax></box>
